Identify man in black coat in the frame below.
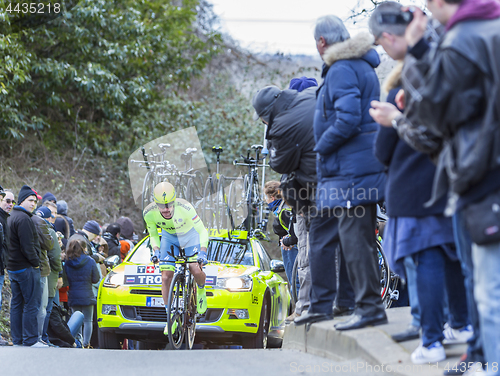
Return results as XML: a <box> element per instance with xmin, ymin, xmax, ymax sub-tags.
<box><xmin>7</xmin><ymin>185</ymin><xmax>46</xmax><ymax>347</ymax></box>
<box><xmin>103</xmin><ymin>222</ymin><xmax>121</xmax><ymax>259</ymax></box>
<box><xmin>252</xmin><ymin>82</ymin><xmax>318</xmax><ymax>322</ymax></box>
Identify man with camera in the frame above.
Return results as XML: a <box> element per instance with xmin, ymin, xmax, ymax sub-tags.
<box><xmin>369</xmin><ymin>3</ymin><xmax>473</xmax><ymax>367</ymax></box>
<box><xmin>370</xmin><ymin>0</ymin><xmax>500</xmax><ymax>371</ymax></box>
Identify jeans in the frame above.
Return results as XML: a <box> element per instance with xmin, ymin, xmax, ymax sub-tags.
<box><xmin>67</xmin><ymin>310</ymin><xmax>85</xmax><ymax>337</ymax></box>
<box><xmin>37</xmin><ymin>276</ymin><xmax>48</xmax><ymax>338</ymax></box>
<box><xmin>41</xmin><ymin>296</ymin><xmax>54</xmax><ymax>343</ymax></box>
<box><xmin>71</xmin><ymin>305</ymin><xmax>94</xmax><ymax>347</ymax></box>
<box><xmin>295</xmin><ymin>215</ymin><xmax>311</xmax><ymax>315</ymax></box>
<box><xmin>281</xmin><ymin>245</ymin><xmax>299</xmax><ymax>293</ymax></box>
<box><xmin>453</xmin><ymin>212</ymin><xmax>485</xmax><ymax>363</ymax></box>
<box><xmin>413</xmin><ymin>246</ymin><xmax>468</xmax><ymax>347</ymax></box>
<box><xmin>404</xmin><ymin>256</ymin><xmax>421</xmax><ymax>328</ymax></box>
<box><xmin>8</xmin><ymin>267</ymin><xmax>41</xmax><ymax>346</ymax></box>
<box><xmin>472</xmin><ymin>241</ymin><xmax>500</xmax><ymax>374</ymax></box>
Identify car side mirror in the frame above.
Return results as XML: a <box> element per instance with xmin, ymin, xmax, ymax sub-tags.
<box><xmin>104</xmin><ymin>255</ymin><xmax>120</xmax><ymax>269</ymax></box>
<box><xmin>270</xmin><ymin>260</ymin><xmax>285</xmax><ymax>273</ymax></box>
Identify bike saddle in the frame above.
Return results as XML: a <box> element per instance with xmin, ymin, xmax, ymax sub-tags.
<box><xmin>212</xmin><ymin>146</ymin><xmax>223</xmax><ymax>154</ymax></box>
<box><xmin>185</xmin><ymin>147</ymin><xmax>197</xmax><ymax>154</ymax></box>
<box><xmin>251</xmin><ymin>144</ymin><xmax>263</xmax><ymax>150</ymax></box>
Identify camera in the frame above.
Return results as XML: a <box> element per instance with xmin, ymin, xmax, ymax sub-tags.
<box><xmin>377</xmin><ymin>8</ymin><xmax>414</xmax><ymax>25</ymax></box>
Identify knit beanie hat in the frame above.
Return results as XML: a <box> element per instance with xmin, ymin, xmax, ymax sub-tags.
<box><xmin>289</xmin><ymin>76</ymin><xmax>318</xmax><ymax>92</ymax></box>
<box><xmin>36</xmin><ymin>206</ymin><xmax>53</xmax><ymax>219</ymax></box>
<box><xmin>106</xmin><ymin>223</ymin><xmax>121</xmax><ymax>237</ymax></box>
<box><xmin>18</xmin><ymin>185</ymin><xmax>37</xmax><ymax>205</ymax></box>
<box><xmin>116</xmin><ymin>217</ymin><xmax>134</xmax><ymax>240</ymax></box>
<box><xmin>83</xmin><ymin>220</ymin><xmax>101</xmax><ymax>236</ymax></box>
<box><xmin>42</xmin><ymin>192</ymin><xmax>57</xmax><ymax>203</ymax></box>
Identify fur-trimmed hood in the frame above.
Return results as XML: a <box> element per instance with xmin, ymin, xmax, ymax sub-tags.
<box><xmin>323</xmin><ymin>32</ymin><xmax>377</xmax><ymax>67</ymax></box>
<box><xmin>382</xmin><ymin>61</ymin><xmax>403</xmax><ymax>94</ymax></box>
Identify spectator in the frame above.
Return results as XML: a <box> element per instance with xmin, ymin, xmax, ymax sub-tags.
<box><xmin>54</xmin><ymin>200</ymin><xmax>76</xmax><ymax>243</ymax></box>
<box><xmin>64</xmin><ymin>237</ymin><xmax>100</xmax><ymax>348</ymax></box>
<box><xmin>7</xmin><ymin>185</ymin><xmax>46</xmax><ymax>347</ymax></box>
<box><xmin>103</xmin><ymin>222</ymin><xmax>121</xmax><ymax>259</ymax></box>
<box><xmin>252</xmin><ymin>79</ymin><xmax>318</xmax><ymax>324</ymax></box>
<box><xmin>116</xmin><ymin>216</ymin><xmax>137</xmax><ymax>245</ymax></box>
<box><xmin>369</xmin><ymin>3</ymin><xmax>471</xmax><ymax>365</ymax></box>
<box><xmin>36</xmin><ymin>206</ymin><xmax>63</xmax><ymax>346</ymax></box>
<box><xmin>264</xmin><ymin>181</ymin><xmax>299</xmax><ymax>321</ymax></box>
<box><xmin>42</xmin><ymin>192</ymin><xmax>57</xmax><ymax>205</ymax></box>
<box><xmin>370</xmin><ymin>0</ymin><xmax>500</xmax><ymax>369</ymax></box>
<box><xmin>296</xmin><ymin>16</ymin><xmax>386</xmax><ymax>330</ymax></box>
<box><xmin>0</xmin><ymin>187</ymin><xmax>8</xmax><ymax>309</ymax></box>
<box><xmin>32</xmin><ymin>204</ymin><xmax>55</xmax><ymax>342</ymax></box>
<box><xmin>47</xmin><ymin>301</ymin><xmax>84</xmax><ymax>348</ymax></box>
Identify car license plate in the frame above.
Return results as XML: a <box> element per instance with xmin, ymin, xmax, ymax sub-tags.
<box><xmin>146</xmin><ymin>297</ymin><xmax>183</xmax><ymax>308</ymax></box>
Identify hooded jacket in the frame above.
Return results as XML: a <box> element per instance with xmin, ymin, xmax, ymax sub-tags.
<box><xmin>7</xmin><ymin>206</ymin><xmax>40</xmax><ymax>271</ymax></box>
<box><xmin>313</xmin><ymin>33</ymin><xmax>386</xmax><ymax>209</ymax></box>
<box><xmin>265</xmin><ymin>87</ymin><xmax>317</xmax><ymax>186</ymax></box>
<box><xmin>64</xmin><ymin>253</ymin><xmax>100</xmax><ymax>306</ymax></box>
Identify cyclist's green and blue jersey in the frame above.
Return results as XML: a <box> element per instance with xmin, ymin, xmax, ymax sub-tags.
<box><xmin>143</xmin><ymin>199</ymin><xmax>208</xmax><ymax>270</ymax></box>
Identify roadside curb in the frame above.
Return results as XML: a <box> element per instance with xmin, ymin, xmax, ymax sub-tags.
<box><xmin>283</xmin><ymin>307</ymin><xmax>466</xmax><ymax>376</ymax></box>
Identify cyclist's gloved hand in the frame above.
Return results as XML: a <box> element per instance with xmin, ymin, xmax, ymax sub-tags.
<box><xmin>151</xmin><ymin>249</ymin><xmax>160</xmax><ymax>264</ymax></box>
<box><xmin>198</xmin><ymin>251</ymin><xmax>208</xmax><ymax>266</ymax></box>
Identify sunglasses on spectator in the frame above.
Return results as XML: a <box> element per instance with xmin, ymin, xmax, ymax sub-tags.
<box><xmin>156</xmin><ymin>202</ymin><xmax>174</xmax><ymax>209</ymax></box>
<box><xmin>4</xmin><ymin>199</ymin><xmax>16</xmax><ymax>204</ymax></box>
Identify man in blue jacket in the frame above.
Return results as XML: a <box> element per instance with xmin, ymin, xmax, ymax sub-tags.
<box><xmin>296</xmin><ymin>15</ymin><xmax>387</xmax><ymax>330</ymax></box>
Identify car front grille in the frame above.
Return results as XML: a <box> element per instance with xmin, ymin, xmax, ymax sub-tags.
<box><xmin>120</xmin><ymin>306</ymin><xmax>223</xmax><ymax>324</ymax></box>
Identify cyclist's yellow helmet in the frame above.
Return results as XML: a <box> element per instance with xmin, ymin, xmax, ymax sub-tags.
<box><xmin>153</xmin><ymin>182</ymin><xmax>176</xmax><ymax>204</ymax></box>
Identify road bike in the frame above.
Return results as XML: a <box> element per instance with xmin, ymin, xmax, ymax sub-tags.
<box><xmin>165</xmin><ymin>245</ymin><xmax>200</xmax><ymax>350</ymax></box>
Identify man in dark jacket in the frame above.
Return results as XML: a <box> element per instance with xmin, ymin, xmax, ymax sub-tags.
<box><xmin>252</xmin><ymin>82</ymin><xmax>318</xmax><ymax>322</ymax></box>
<box><xmin>103</xmin><ymin>222</ymin><xmax>121</xmax><ymax>259</ymax></box>
<box><xmin>296</xmin><ymin>16</ymin><xmax>387</xmax><ymax>330</ymax></box>
<box><xmin>371</xmin><ymin>0</ymin><xmax>500</xmax><ymax>369</ymax></box>
<box><xmin>7</xmin><ymin>185</ymin><xmax>46</xmax><ymax>347</ymax></box>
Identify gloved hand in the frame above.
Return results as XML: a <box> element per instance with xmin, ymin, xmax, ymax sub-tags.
<box><xmin>197</xmin><ymin>251</ymin><xmax>208</xmax><ymax>266</ymax></box>
<box><xmin>151</xmin><ymin>249</ymin><xmax>160</xmax><ymax>264</ymax></box>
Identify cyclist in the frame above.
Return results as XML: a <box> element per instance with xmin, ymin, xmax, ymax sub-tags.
<box><xmin>143</xmin><ymin>182</ymin><xmax>209</xmax><ymax>335</ymax></box>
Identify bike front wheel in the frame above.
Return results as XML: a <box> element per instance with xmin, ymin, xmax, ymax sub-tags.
<box><xmin>167</xmin><ymin>273</ymin><xmax>185</xmax><ymax>349</ymax></box>
<box><xmin>185</xmin><ymin>276</ymin><xmax>197</xmax><ymax>350</ymax></box>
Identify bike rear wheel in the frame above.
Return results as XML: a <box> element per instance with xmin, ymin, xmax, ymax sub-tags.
<box><xmin>202</xmin><ymin>177</ymin><xmax>215</xmax><ymax>229</ymax></box>
<box><xmin>141</xmin><ymin>171</ymin><xmax>154</xmax><ymax>213</ymax></box>
<box><xmin>167</xmin><ymin>273</ymin><xmax>185</xmax><ymax>349</ymax></box>
<box><xmin>377</xmin><ymin>241</ymin><xmax>392</xmax><ymax>308</ymax></box>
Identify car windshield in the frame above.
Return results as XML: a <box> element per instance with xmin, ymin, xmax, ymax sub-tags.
<box><xmin>128</xmin><ymin>238</ymin><xmax>254</xmax><ymax>266</ymax></box>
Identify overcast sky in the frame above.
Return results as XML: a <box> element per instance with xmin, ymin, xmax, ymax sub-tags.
<box><xmin>210</xmin><ymin>0</ymin><xmax>425</xmax><ymax>56</ymax></box>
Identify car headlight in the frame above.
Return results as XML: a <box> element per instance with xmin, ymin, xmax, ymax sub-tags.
<box><xmin>103</xmin><ymin>271</ymin><xmax>123</xmax><ymax>288</ymax></box>
<box><xmin>216</xmin><ymin>275</ymin><xmax>253</xmax><ymax>292</ymax></box>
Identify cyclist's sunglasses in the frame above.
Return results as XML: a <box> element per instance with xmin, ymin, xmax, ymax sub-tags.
<box><xmin>3</xmin><ymin>199</ymin><xmax>15</xmax><ymax>205</ymax></box>
<box><xmin>156</xmin><ymin>202</ymin><xmax>174</xmax><ymax>209</ymax></box>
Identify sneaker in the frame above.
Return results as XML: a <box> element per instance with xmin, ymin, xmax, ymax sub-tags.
<box><xmin>392</xmin><ymin>324</ymin><xmax>420</xmax><ymax>343</ymax></box>
<box><xmin>285</xmin><ymin>312</ymin><xmax>300</xmax><ymax>324</ymax></box>
<box><xmin>164</xmin><ymin>321</ymin><xmax>178</xmax><ymax>336</ymax></box>
<box><xmin>30</xmin><ymin>341</ymin><xmax>49</xmax><ymax>348</ymax></box>
<box><xmin>462</xmin><ymin>362</ymin><xmax>484</xmax><ymax>376</ymax></box>
<box><xmin>411</xmin><ymin>341</ymin><xmax>446</xmax><ymax>364</ymax></box>
<box><xmin>197</xmin><ymin>286</ymin><xmax>207</xmax><ymax>315</ymax></box>
<box><xmin>0</xmin><ymin>336</ymin><xmax>12</xmax><ymax>346</ymax></box>
<box><xmin>443</xmin><ymin>325</ymin><xmax>473</xmax><ymax>345</ymax></box>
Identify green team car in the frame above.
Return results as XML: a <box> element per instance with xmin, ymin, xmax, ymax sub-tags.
<box><xmin>97</xmin><ymin>229</ymin><xmax>291</xmax><ymax>349</ymax></box>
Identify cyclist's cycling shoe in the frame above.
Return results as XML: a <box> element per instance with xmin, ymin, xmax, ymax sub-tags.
<box><xmin>164</xmin><ymin>320</ymin><xmax>178</xmax><ymax>336</ymax></box>
<box><xmin>197</xmin><ymin>286</ymin><xmax>208</xmax><ymax>314</ymax></box>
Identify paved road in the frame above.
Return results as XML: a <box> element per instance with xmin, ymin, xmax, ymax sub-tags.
<box><xmin>1</xmin><ymin>347</ymin><xmax>388</xmax><ymax>376</ymax></box>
